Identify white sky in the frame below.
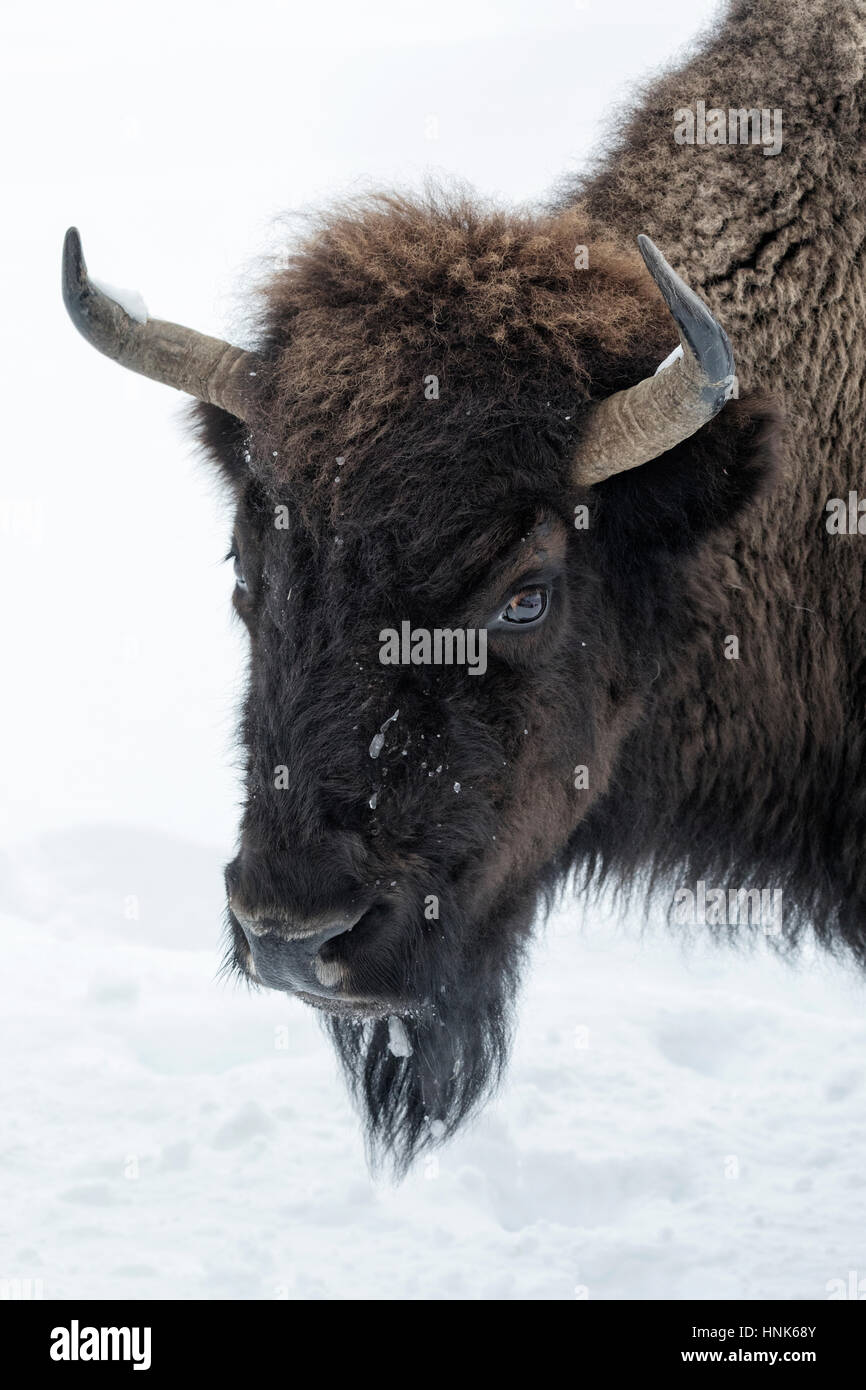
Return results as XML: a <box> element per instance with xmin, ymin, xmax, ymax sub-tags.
<box><xmin>1</xmin><ymin>0</ymin><xmax>722</xmax><ymax>848</ymax></box>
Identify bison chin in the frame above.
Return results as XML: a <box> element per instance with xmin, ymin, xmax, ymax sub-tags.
<box><xmin>324</xmin><ymin>894</ymin><xmax>532</xmax><ymax>1174</ymax></box>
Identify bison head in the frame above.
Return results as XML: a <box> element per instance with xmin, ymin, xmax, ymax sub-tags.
<box><xmin>62</xmin><ymin>196</ymin><xmax>777</xmax><ymax>1167</ymax></box>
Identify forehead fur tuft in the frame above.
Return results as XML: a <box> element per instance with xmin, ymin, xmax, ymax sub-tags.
<box><xmin>225</xmin><ymin>190</ymin><xmax>678</xmax><ymax>524</ymax></box>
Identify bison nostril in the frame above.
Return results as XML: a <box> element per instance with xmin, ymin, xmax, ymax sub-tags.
<box><xmin>231</xmin><ymin>904</ymin><xmax>365</xmax><ymax>945</ymax></box>
<box><xmin>230</xmin><ymin>901</ymin><xmax>369</xmax><ymax>996</ymax></box>
<box><xmin>313</xmin><ymin>956</ymin><xmax>345</xmax><ymax>988</ymax></box>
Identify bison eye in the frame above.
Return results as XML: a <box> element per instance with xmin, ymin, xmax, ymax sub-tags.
<box><xmin>227</xmin><ymin>548</ymin><xmax>248</xmax><ymax>593</ymax></box>
<box><xmin>498</xmin><ymin>585</ymin><xmax>549</xmax><ymax>626</ymax></box>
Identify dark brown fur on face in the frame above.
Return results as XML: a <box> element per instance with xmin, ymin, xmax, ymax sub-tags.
<box><xmin>192</xmin><ymin>0</ymin><xmax>866</xmax><ymax>1168</ymax></box>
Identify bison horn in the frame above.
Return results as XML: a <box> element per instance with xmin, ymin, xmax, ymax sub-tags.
<box><xmin>62</xmin><ymin>228</ymin><xmax>264</xmax><ymax>423</ymax></box>
<box><xmin>576</xmin><ymin>235</ymin><xmax>737</xmax><ymax>485</ymax></box>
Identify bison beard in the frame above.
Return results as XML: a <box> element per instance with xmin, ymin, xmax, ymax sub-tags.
<box><xmin>324</xmin><ymin>919</ymin><xmax>523</xmax><ymax>1174</ymax></box>
<box><xmin>222</xmin><ymin>872</ymin><xmax>537</xmax><ymax>1171</ymax></box>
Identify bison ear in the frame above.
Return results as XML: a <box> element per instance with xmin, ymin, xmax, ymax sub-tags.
<box><xmin>590</xmin><ymin>392</ymin><xmax>783</xmax><ymax>553</ymax></box>
<box><xmin>191</xmin><ymin>400</ymin><xmax>252</xmax><ymax>491</ymax></box>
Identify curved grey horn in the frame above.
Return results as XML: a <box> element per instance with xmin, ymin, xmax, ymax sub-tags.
<box><xmin>62</xmin><ymin>228</ymin><xmax>264</xmax><ymax>422</ymax></box>
<box><xmin>576</xmin><ymin>235</ymin><xmax>737</xmax><ymax>485</ymax></box>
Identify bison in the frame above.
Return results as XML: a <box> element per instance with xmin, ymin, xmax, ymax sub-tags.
<box><xmin>62</xmin><ymin>0</ymin><xmax>866</xmax><ymax>1168</ymax></box>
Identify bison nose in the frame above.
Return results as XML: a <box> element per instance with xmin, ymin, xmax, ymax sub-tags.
<box><xmin>231</xmin><ymin>903</ymin><xmax>366</xmax><ymax>996</ymax></box>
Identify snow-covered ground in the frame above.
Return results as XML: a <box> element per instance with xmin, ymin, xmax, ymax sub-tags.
<box><xmin>2</xmin><ymin>826</ymin><xmax>865</xmax><ymax>1300</ymax></box>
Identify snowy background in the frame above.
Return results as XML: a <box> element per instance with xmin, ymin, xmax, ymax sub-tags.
<box><xmin>3</xmin><ymin>0</ymin><xmax>866</xmax><ymax>1300</ymax></box>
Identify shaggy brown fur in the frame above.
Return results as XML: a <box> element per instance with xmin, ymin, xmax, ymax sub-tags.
<box><xmin>188</xmin><ymin>0</ymin><xmax>866</xmax><ymax>1166</ymax></box>
<box><xmin>556</xmin><ymin>0</ymin><xmax>866</xmax><ymax>950</ymax></box>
